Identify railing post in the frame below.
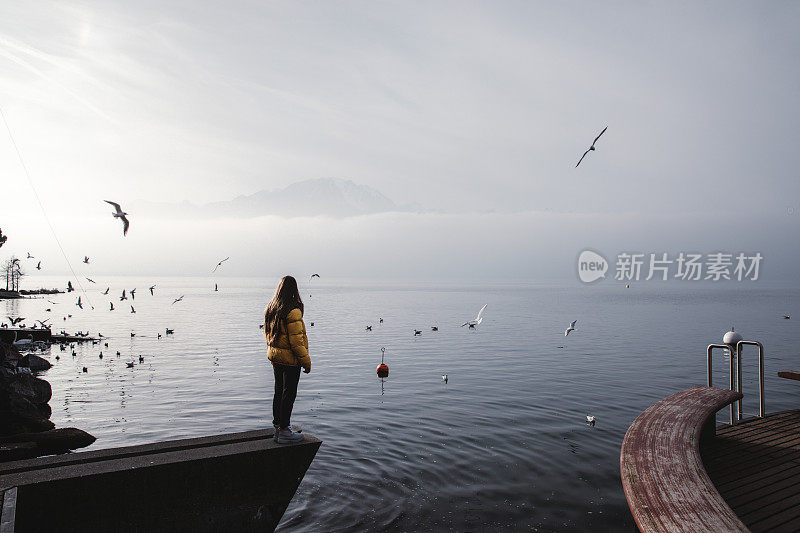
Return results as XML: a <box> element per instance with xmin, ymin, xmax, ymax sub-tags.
<box><xmin>708</xmin><ymin>344</ymin><xmax>736</xmax><ymax>424</ymax></box>
<box><xmin>737</xmin><ymin>341</ymin><xmax>765</xmax><ymax>419</ymax></box>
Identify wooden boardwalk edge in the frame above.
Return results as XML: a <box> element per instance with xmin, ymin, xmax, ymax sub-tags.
<box><xmin>620</xmin><ymin>387</ymin><xmax>748</xmax><ymax>532</ymax></box>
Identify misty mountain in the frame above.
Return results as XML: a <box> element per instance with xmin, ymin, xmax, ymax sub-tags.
<box><xmin>131</xmin><ymin>178</ymin><xmax>422</xmax><ymax>219</ymax></box>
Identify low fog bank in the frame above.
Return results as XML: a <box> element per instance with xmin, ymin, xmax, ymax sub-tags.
<box><xmin>2</xmin><ymin>209</ymin><xmax>798</xmax><ymax>284</ymax></box>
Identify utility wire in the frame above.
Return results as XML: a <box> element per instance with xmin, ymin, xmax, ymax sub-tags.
<box><xmin>0</xmin><ymin>104</ymin><xmax>93</xmax><ymax>309</ymax></box>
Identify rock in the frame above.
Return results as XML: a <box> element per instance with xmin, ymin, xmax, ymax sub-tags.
<box><xmin>0</xmin><ymin>396</ymin><xmax>54</xmax><ymax>435</ymax></box>
<box><xmin>36</xmin><ymin>402</ymin><xmax>52</xmax><ymax>418</ymax></box>
<box><xmin>0</xmin><ymin>427</ymin><xmax>96</xmax><ymax>455</ymax></box>
<box><xmin>19</xmin><ymin>354</ymin><xmax>52</xmax><ymax>371</ymax></box>
<box><xmin>0</xmin><ymin>340</ymin><xmax>20</xmax><ymax>365</ymax></box>
<box><xmin>0</xmin><ymin>441</ymin><xmax>38</xmax><ymax>462</ymax></box>
<box><xmin>7</xmin><ymin>373</ymin><xmax>52</xmax><ymax>404</ymax></box>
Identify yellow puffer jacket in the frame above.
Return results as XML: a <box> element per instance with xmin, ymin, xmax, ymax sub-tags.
<box><xmin>266</xmin><ymin>308</ymin><xmax>310</xmax><ymax>369</ymax></box>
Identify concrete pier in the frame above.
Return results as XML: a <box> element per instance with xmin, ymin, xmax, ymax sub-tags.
<box><xmin>0</xmin><ymin>428</ymin><xmax>321</xmax><ymax>532</ymax></box>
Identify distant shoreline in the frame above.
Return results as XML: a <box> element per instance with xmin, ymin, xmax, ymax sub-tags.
<box><xmin>0</xmin><ymin>288</ymin><xmax>63</xmax><ymax>300</ymax></box>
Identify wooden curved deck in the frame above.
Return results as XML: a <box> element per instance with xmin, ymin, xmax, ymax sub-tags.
<box><xmin>621</xmin><ymin>387</ymin><xmax>747</xmax><ymax>532</ymax></box>
<box><xmin>704</xmin><ymin>410</ymin><xmax>800</xmax><ymax>532</ymax></box>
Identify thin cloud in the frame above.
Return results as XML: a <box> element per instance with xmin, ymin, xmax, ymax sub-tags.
<box><xmin>0</xmin><ymin>36</ymin><xmax>113</xmax><ymax>121</ymax></box>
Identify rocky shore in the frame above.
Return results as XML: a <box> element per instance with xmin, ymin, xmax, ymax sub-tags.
<box><xmin>0</xmin><ymin>340</ymin><xmax>95</xmax><ymax>461</ymax></box>
<box><xmin>0</xmin><ymin>288</ymin><xmax>64</xmax><ymax>299</ymax></box>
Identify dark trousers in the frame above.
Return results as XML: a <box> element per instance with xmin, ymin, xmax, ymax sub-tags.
<box><xmin>272</xmin><ymin>363</ymin><xmax>301</xmax><ymax>429</ymax></box>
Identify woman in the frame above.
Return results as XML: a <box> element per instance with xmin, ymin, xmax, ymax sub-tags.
<box><xmin>264</xmin><ymin>275</ymin><xmax>311</xmax><ymax>444</ymax></box>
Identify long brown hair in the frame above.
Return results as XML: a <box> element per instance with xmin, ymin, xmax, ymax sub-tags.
<box><xmin>264</xmin><ymin>275</ymin><xmax>304</xmax><ymax>344</ymax></box>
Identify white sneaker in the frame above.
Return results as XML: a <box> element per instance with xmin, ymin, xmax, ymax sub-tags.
<box><xmin>276</xmin><ymin>427</ymin><xmax>304</xmax><ymax>444</ymax></box>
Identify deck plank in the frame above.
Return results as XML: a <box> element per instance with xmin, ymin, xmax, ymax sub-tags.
<box><xmin>705</xmin><ymin>409</ymin><xmax>800</xmax><ymax>532</ymax></box>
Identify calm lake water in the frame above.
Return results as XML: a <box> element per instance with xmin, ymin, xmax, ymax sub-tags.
<box><xmin>5</xmin><ymin>277</ymin><xmax>800</xmax><ymax>532</ymax></box>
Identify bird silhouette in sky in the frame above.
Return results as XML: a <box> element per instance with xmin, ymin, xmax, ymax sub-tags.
<box><xmin>576</xmin><ymin>126</ymin><xmax>608</xmax><ymax>167</ymax></box>
<box><xmin>105</xmin><ymin>200</ymin><xmax>130</xmax><ymax>236</ymax></box>
<box><xmin>212</xmin><ymin>257</ymin><xmax>229</xmax><ymax>273</ymax></box>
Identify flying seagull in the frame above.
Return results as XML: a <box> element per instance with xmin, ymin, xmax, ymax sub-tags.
<box><xmin>36</xmin><ymin>319</ymin><xmax>50</xmax><ymax>327</ymax></box>
<box><xmin>27</xmin><ymin>252</ymin><xmax>34</xmax><ymax>259</ymax></box>
<box><xmin>67</xmin><ymin>281</ymin><xmax>74</xmax><ymax>292</ymax></box>
<box><xmin>7</xmin><ymin>316</ymin><xmax>24</xmax><ymax>326</ymax></box>
<box><xmin>86</xmin><ymin>277</ymin><xmax>96</xmax><ymax>284</ymax></box>
<box><xmin>212</xmin><ymin>257</ymin><xmax>229</xmax><ymax>273</ymax></box>
<box><xmin>102</xmin><ymin>287</ymin><xmax>109</xmax><ymax>295</ymax></box>
<box><xmin>120</xmin><ymin>289</ymin><xmax>127</xmax><ymax>301</ymax></box>
<box><xmin>83</xmin><ymin>256</ymin><xmax>90</xmax><ymax>264</ymax></box>
<box><xmin>104</xmin><ymin>200</ymin><xmax>130</xmax><ymax>236</ymax></box>
<box><xmin>149</xmin><ymin>285</ymin><xmax>156</xmax><ymax>296</ymax></box>
<box><xmin>36</xmin><ymin>261</ymin><xmax>41</xmax><ymax>270</ymax></box>
<box><xmin>214</xmin><ymin>283</ymin><xmax>218</xmax><ymax>292</ymax></box>
<box><xmin>130</xmin><ymin>305</ymin><xmax>136</xmax><ymax>314</ymax></box>
<box><xmin>76</xmin><ymin>297</ymin><xmax>83</xmax><ymax>309</ymax></box>
<box><xmin>565</xmin><ymin>320</ymin><xmax>577</xmax><ymax>336</ymax></box>
<box><xmin>309</xmin><ymin>274</ymin><xmax>320</xmax><ymax>282</ymax></box>
<box><xmin>576</xmin><ymin>126</ymin><xmax>608</xmax><ymax>167</ymax></box>
<box><xmin>130</xmin><ymin>288</ymin><xmax>136</xmax><ymax>300</ymax></box>
<box><xmin>109</xmin><ymin>302</ymin><xmax>114</xmax><ymax>311</ymax></box>
<box><xmin>461</xmin><ymin>304</ymin><xmax>488</xmax><ymax>328</ymax></box>
<box><xmin>172</xmin><ymin>295</ymin><xmax>184</xmax><ymax>305</ymax></box>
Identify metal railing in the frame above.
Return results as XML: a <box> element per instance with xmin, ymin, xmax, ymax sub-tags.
<box><xmin>707</xmin><ymin>340</ymin><xmax>765</xmax><ymax>425</ymax></box>
<box><xmin>707</xmin><ymin>344</ymin><xmax>736</xmax><ymax>424</ymax></box>
<box><xmin>736</xmin><ymin>340</ymin><xmax>765</xmax><ymax>421</ymax></box>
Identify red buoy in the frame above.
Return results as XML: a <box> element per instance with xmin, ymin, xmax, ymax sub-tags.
<box><xmin>376</xmin><ymin>347</ymin><xmax>389</xmax><ymax>377</ymax></box>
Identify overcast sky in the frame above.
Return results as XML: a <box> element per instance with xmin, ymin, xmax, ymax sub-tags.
<box><xmin>1</xmin><ymin>2</ymin><xmax>799</xmax><ymax>281</ymax></box>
